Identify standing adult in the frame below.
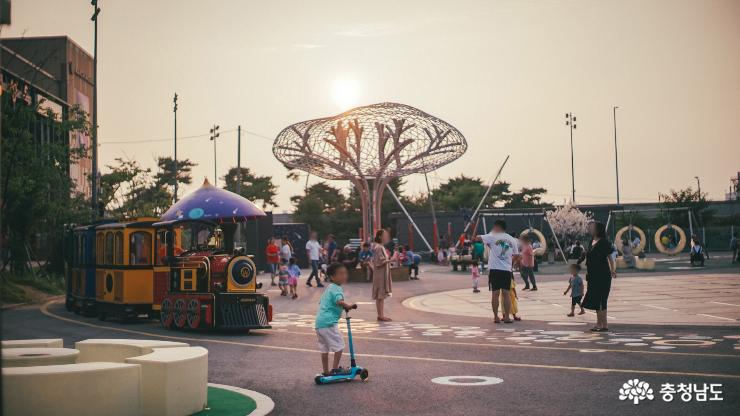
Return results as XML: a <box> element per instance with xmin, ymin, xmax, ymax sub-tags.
<box><xmin>280</xmin><ymin>235</ymin><xmax>293</xmax><ymax>264</ymax></box>
<box><xmin>325</xmin><ymin>234</ymin><xmax>338</xmax><ymax>263</ymax></box>
<box><xmin>265</xmin><ymin>237</ymin><xmax>281</xmax><ymax>286</ymax></box>
<box><xmin>305</xmin><ymin>232</ymin><xmax>324</xmax><ymax>288</ymax></box>
<box><xmin>578</xmin><ymin>222</ymin><xmax>616</xmax><ymax>332</ymax></box>
<box><xmin>480</xmin><ymin>220</ymin><xmax>519</xmax><ymax>324</ymax></box>
<box><xmin>371</xmin><ymin>229</ymin><xmax>393</xmax><ymax>321</ymax></box>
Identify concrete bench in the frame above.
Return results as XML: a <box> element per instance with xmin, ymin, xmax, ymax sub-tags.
<box><xmin>2</xmin><ymin>362</ymin><xmax>142</xmax><ymax>416</ymax></box>
<box><xmin>2</xmin><ymin>338</ymin><xmax>63</xmax><ymax>348</ymax></box>
<box><xmin>126</xmin><ymin>347</ymin><xmax>208</xmax><ymax>416</ymax></box>
<box><xmin>75</xmin><ymin>339</ymin><xmax>189</xmax><ymax>363</ymax></box>
<box><xmin>2</xmin><ymin>347</ymin><xmax>79</xmax><ymax>367</ymax></box>
<box><xmin>636</xmin><ymin>258</ymin><xmax>656</xmax><ymax>270</ymax></box>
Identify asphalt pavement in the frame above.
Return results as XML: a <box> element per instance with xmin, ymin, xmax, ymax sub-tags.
<box><xmin>2</xmin><ymin>263</ymin><xmax>739</xmax><ymax>416</ymax></box>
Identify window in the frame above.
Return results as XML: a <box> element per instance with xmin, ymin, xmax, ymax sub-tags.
<box><xmin>105</xmin><ymin>232</ymin><xmax>114</xmax><ymax>265</ymax></box>
<box><xmin>130</xmin><ymin>232</ymin><xmax>152</xmax><ymax>266</ymax></box>
<box><xmin>96</xmin><ymin>233</ymin><xmax>104</xmax><ymax>264</ymax></box>
<box><xmin>114</xmin><ymin>232</ymin><xmax>124</xmax><ymax>265</ymax></box>
<box><xmin>156</xmin><ymin>229</ymin><xmax>168</xmax><ymax>265</ymax></box>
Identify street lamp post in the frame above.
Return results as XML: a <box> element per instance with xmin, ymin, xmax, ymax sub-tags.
<box><xmin>90</xmin><ymin>0</ymin><xmax>101</xmax><ymax>218</ymax></box>
<box><xmin>613</xmin><ymin>106</ymin><xmax>620</xmax><ymax>205</ymax></box>
<box><xmin>695</xmin><ymin>176</ymin><xmax>701</xmax><ymax>196</ymax></box>
<box><xmin>565</xmin><ymin>112</ymin><xmax>577</xmax><ymax>203</ymax></box>
<box><xmin>173</xmin><ymin>93</ymin><xmax>178</xmax><ymax>201</ymax></box>
<box><xmin>209</xmin><ymin>124</ymin><xmax>220</xmax><ymax>186</ymax></box>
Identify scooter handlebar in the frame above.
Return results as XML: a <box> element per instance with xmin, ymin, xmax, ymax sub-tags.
<box><xmin>344</xmin><ymin>304</ymin><xmax>358</xmax><ymax>312</ymax></box>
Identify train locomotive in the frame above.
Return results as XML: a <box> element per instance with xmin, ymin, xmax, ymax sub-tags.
<box><xmin>65</xmin><ymin>179</ymin><xmax>272</xmax><ymax>331</ymax></box>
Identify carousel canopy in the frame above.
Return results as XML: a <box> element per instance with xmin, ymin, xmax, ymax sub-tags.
<box><xmin>159</xmin><ymin>179</ymin><xmax>266</xmax><ymax>223</ymax></box>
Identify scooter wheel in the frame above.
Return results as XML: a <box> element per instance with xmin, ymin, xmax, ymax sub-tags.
<box><xmin>315</xmin><ymin>375</ymin><xmax>323</xmax><ymax>385</ymax></box>
<box><xmin>360</xmin><ymin>368</ymin><xmax>369</xmax><ymax>381</ymax></box>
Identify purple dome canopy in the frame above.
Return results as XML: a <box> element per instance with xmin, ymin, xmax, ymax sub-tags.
<box><xmin>159</xmin><ymin>179</ymin><xmax>266</xmax><ymax>223</ymax></box>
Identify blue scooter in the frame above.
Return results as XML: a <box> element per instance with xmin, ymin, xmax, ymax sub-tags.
<box><xmin>314</xmin><ymin>305</ymin><xmax>369</xmax><ymax>384</ymax></box>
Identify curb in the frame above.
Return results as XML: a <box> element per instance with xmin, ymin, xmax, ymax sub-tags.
<box><xmin>207</xmin><ymin>383</ymin><xmax>275</xmax><ymax>416</ymax></box>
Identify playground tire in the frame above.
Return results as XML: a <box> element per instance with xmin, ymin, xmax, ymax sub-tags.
<box><xmin>615</xmin><ymin>226</ymin><xmax>646</xmax><ymax>255</ymax></box>
<box><xmin>654</xmin><ymin>224</ymin><xmax>687</xmax><ymax>256</ymax></box>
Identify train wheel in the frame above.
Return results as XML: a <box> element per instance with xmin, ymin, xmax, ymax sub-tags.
<box><xmin>186</xmin><ymin>299</ymin><xmax>201</xmax><ymax>329</ymax></box>
<box><xmin>160</xmin><ymin>298</ymin><xmax>174</xmax><ymax>328</ymax></box>
<box><xmin>173</xmin><ymin>299</ymin><xmax>187</xmax><ymax>329</ymax></box>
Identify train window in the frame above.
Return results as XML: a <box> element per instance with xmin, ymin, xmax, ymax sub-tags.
<box><xmin>105</xmin><ymin>232</ymin><xmax>114</xmax><ymax>265</ymax></box>
<box><xmin>96</xmin><ymin>233</ymin><xmax>104</xmax><ymax>264</ymax></box>
<box><xmin>130</xmin><ymin>232</ymin><xmax>152</xmax><ymax>265</ymax></box>
<box><xmin>114</xmin><ymin>232</ymin><xmax>124</xmax><ymax>265</ymax></box>
<box><xmin>156</xmin><ymin>229</ymin><xmax>168</xmax><ymax>265</ymax></box>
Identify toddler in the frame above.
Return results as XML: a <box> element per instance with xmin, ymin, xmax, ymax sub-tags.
<box><xmin>288</xmin><ymin>257</ymin><xmax>301</xmax><ymax>299</ymax></box>
<box><xmin>315</xmin><ymin>263</ymin><xmax>356</xmax><ymax>376</ymax></box>
<box><xmin>277</xmin><ymin>264</ymin><xmax>290</xmax><ymax>296</ymax></box>
<box><xmin>471</xmin><ymin>262</ymin><xmax>481</xmax><ymax>293</ymax></box>
<box><xmin>563</xmin><ymin>264</ymin><xmax>585</xmax><ymax>316</ymax></box>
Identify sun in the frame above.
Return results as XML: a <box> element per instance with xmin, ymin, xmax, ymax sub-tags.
<box><xmin>331</xmin><ymin>78</ymin><xmax>360</xmax><ymax>110</ymax></box>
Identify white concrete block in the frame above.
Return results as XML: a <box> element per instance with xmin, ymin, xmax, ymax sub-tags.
<box><xmin>2</xmin><ymin>347</ymin><xmax>79</xmax><ymax>367</ymax></box>
<box><xmin>75</xmin><ymin>339</ymin><xmax>189</xmax><ymax>363</ymax></box>
<box><xmin>1</xmin><ymin>338</ymin><xmax>64</xmax><ymax>348</ymax></box>
<box><xmin>125</xmin><ymin>346</ymin><xmax>208</xmax><ymax>416</ymax></box>
<box><xmin>2</xmin><ymin>362</ymin><xmax>142</xmax><ymax>416</ymax></box>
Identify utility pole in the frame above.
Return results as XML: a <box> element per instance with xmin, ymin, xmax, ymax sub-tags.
<box><xmin>613</xmin><ymin>106</ymin><xmax>620</xmax><ymax>205</ymax></box>
<box><xmin>209</xmin><ymin>124</ymin><xmax>220</xmax><ymax>186</ymax></box>
<box><xmin>173</xmin><ymin>93</ymin><xmax>178</xmax><ymax>201</ymax></box>
<box><xmin>90</xmin><ymin>0</ymin><xmax>101</xmax><ymax>218</ymax></box>
<box><xmin>237</xmin><ymin>125</ymin><xmax>241</xmax><ymax>195</ymax></box>
<box><xmin>565</xmin><ymin>112</ymin><xmax>577</xmax><ymax>203</ymax></box>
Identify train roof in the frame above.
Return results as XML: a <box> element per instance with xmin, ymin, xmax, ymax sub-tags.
<box><xmin>72</xmin><ymin>219</ymin><xmax>117</xmax><ymax>232</ymax></box>
<box><xmin>94</xmin><ymin>217</ymin><xmax>159</xmax><ymax>230</ymax></box>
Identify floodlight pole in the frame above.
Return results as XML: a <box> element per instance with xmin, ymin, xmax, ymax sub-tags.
<box><xmin>565</xmin><ymin>113</ymin><xmax>577</xmax><ymax>203</ymax></box>
<box><xmin>173</xmin><ymin>92</ymin><xmax>178</xmax><ymax>201</ymax></box>
<box><xmin>237</xmin><ymin>125</ymin><xmax>242</xmax><ymax>195</ymax></box>
<box><xmin>90</xmin><ymin>1</ymin><xmax>101</xmax><ymax>218</ymax></box>
<box><xmin>613</xmin><ymin>106</ymin><xmax>620</xmax><ymax>205</ymax></box>
<box><xmin>209</xmin><ymin>124</ymin><xmax>220</xmax><ymax>185</ymax></box>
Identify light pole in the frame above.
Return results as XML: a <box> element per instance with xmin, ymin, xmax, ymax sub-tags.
<box><xmin>565</xmin><ymin>112</ymin><xmax>577</xmax><ymax>203</ymax></box>
<box><xmin>695</xmin><ymin>176</ymin><xmax>701</xmax><ymax>197</ymax></box>
<box><xmin>209</xmin><ymin>124</ymin><xmax>220</xmax><ymax>186</ymax></box>
<box><xmin>90</xmin><ymin>0</ymin><xmax>101</xmax><ymax>217</ymax></box>
<box><xmin>173</xmin><ymin>93</ymin><xmax>178</xmax><ymax>201</ymax></box>
<box><xmin>613</xmin><ymin>106</ymin><xmax>620</xmax><ymax>205</ymax></box>
<box><xmin>237</xmin><ymin>125</ymin><xmax>242</xmax><ymax>195</ymax></box>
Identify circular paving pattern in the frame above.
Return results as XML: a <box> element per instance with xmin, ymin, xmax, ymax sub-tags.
<box><xmin>431</xmin><ymin>376</ymin><xmax>504</xmax><ymax>386</ymax></box>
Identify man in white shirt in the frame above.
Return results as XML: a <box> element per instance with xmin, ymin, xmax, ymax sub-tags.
<box><xmin>479</xmin><ymin>220</ymin><xmax>520</xmax><ymax>323</ymax></box>
<box><xmin>305</xmin><ymin>232</ymin><xmax>323</xmax><ymax>287</ymax></box>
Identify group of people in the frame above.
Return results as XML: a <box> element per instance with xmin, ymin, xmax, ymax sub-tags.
<box><xmin>476</xmin><ymin>220</ymin><xmax>616</xmax><ymax>331</ymax></box>
<box><xmin>265</xmin><ymin>236</ymin><xmax>301</xmax><ymax>299</ymax></box>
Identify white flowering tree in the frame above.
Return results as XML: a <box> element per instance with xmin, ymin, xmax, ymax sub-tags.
<box><xmin>545</xmin><ymin>202</ymin><xmax>593</xmax><ymax>242</ymax></box>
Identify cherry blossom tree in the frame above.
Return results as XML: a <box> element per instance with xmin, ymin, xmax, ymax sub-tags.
<box><xmin>545</xmin><ymin>202</ymin><xmax>593</xmax><ymax>242</ymax></box>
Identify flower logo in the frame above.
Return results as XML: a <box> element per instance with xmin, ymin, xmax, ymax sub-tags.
<box><xmin>619</xmin><ymin>379</ymin><xmax>654</xmax><ymax>405</ymax></box>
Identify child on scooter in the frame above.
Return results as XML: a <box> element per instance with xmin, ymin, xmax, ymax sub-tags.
<box><xmin>315</xmin><ymin>263</ymin><xmax>356</xmax><ymax>376</ymax></box>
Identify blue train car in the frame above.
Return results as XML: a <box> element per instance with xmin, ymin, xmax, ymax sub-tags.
<box><xmin>65</xmin><ymin>220</ymin><xmax>113</xmax><ymax>315</ymax></box>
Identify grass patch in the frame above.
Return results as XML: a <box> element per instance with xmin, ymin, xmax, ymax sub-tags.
<box><xmin>192</xmin><ymin>386</ymin><xmax>258</xmax><ymax>416</ymax></box>
<box><xmin>0</xmin><ymin>278</ymin><xmax>29</xmax><ymax>303</ymax></box>
<box><xmin>1</xmin><ymin>272</ymin><xmax>65</xmax><ymax>304</ymax></box>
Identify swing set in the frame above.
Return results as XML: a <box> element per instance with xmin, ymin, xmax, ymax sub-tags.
<box><xmin>605</xmin><ymin>207</ymin><xmax>696</xmax><ymax>256</ymax></box>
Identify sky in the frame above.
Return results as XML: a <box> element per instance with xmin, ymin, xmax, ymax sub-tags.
<box><xmin>3</xmin><ymin>0</ymin><xmax>740</xmax><ymax>211</ymax></box>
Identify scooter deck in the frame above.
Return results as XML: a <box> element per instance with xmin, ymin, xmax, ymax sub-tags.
<box><xmin>314</xmin><ymin>367</ymin><xmax>367</xmax><ymax>384</ymax></box>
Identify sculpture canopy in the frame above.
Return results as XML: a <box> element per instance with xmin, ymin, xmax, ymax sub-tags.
<box><xmin>273</xmin><ymin>102</ymin><xmax>467</xmax><ymax>239</ymax></box>
<box><xmin>159</xmin><ymin>179</ymin><xmax>266</xmax><ymax>223</ymax></box>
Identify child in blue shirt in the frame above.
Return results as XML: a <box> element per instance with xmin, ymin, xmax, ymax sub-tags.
<box><xmin>358</xmin><ymin>242</ymin><xmax>373</xmax><ymax>282</ymax></box>
<box><xmin>563</xmin><ymin>264</ymin><xmax>585</xmax><ymax>316</ymax></box>
<box><xmin>288</xmin><ymin>257</ymin><xmax>301</xmax><ymax>299</ymax></box>
<box><xmin>403</xmin><ymin>245</ymin><xmax>420</xmax><ymax>280</ymax></box>
<box><xmin>315</xmin><ymin>263</ymin><xmax>356</xmax><ymax>376</ymax></box>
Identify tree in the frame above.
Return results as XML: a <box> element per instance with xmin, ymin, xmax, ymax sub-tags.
<box><xmin>154</xmin><ymin>156</ymin><xmax>196</xmax><ymax>193</ymax></box>
<box><xmin>291</xmin><ymin>182</ymin><xmax>355</xmax><ymax>239</ymax></box>
<box><xmin>222</xmin><ymin>167</ymin><xmax>278</xmax><ymax>209</ymax></box>
<box><xmin>545</xmin><ymin>202</ymin><xmax>593</xmax><ymax>243</ymax></box>
<box><xmin>99</xmin><ymin>157</ymin><xmax>181</xmax><ymax>218</ymax></box>
<box><xmin>1</xmin><ymin>96</ymin><xmax>91</xmax><ymax>272</ymax></box>
<box><xmin>506</xmin><ymin>187</ymin><xmax>550</xmax><ymax>208</ymax></box>
<box><xmin>660</xmin><ymin>187</ymin><xmax>713</xmax><ymax>227</ymax></box>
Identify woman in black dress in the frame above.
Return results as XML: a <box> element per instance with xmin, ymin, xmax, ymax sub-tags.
<box><xmin>578</xmin><ymin>222</ymin><xmax>616</xmax><ymax>332</ymax></box>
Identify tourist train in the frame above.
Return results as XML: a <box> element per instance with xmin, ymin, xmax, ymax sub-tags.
<box><xmin>64</xmin><ymin>179</ymin><xmax>272</xmax><ymax>330</ymax></box>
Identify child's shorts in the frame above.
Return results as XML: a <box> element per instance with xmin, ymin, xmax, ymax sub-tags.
<box><xmin>279</xmin><ymin>278</ymin><xmax>288</xmax><ymax>286</ymax></box>
<box><xmin>316</xmin><ymin>325</ymin><xmax>344</xmax><ymax>353</ymax></box>
<box><xmin>571</xmin><ymin>295</ymin><xmax>583</xmax><ymax>306</ymax></box>
<box><xmin>288</xmin><ymin>276</ymin><xmax>298</xmax><ymax>286</ymax></box>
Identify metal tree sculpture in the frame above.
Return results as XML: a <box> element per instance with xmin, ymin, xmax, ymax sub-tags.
<box><xmin>273</xmin><ymin>102</ymin><xmax>467</xmax><ymax>239</ymax></box>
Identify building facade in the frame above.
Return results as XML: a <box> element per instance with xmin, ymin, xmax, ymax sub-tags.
<box><xmin>1</xmin><ymin>36</ymin><xmax>94</xmax><ymax>198</ymax></box>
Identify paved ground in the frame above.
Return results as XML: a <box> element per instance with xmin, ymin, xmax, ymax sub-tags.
<box><xmin>3</xmin><ymin>263</ymin><xmax>740</xmax><ymax>415</ymax></box>
<box><xmin>405</xmin><ymin>273</ymin><xmax>740</xmax><ymax>326</ymax></box>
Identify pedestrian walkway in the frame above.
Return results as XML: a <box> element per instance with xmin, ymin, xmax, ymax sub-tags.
<box><xmin>403</xmin><ymin>273</ymin><xmax>740</xmax><ymax>326</ymax></box>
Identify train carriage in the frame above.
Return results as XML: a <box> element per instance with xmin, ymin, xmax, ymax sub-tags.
<box><xmin>65</xmin><ymin>220</ymin><xmax>114</xmax><ymax>315</ymax></box>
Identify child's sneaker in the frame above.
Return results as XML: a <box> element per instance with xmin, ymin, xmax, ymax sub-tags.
<box><xmin>292</xmin><ymin>294</ymin><xmax>298</xmax><ymax>299</ymax></box>
<box><xmin>473</xmin><ymin>288</ymin><xmax>480</xmax><ymax>293</ymax></box>
<box><xmin>567</xmin><ymin>312</ymin><xmax>575</xmax><ymax>317</ymax></box>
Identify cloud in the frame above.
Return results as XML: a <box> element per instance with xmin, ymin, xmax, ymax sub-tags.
<box><xmin>292</xmin><ymin>43</ymin><xmax>325</xmax><ymax>49</ymax></box>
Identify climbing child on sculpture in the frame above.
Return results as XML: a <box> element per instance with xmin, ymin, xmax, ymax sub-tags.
<box><xmin>315</xmin><ymin>263</ymin><xmax>357</xmax><ymax>376</ymax></box>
